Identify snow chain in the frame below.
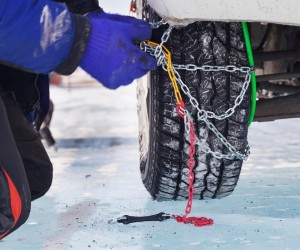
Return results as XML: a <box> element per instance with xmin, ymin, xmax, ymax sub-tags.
<box><xmin>118</xmin><ymin>16</ymin><xmax>254</xmax><ymax>228</ymax></box>
<box><xmin>141</xmin><ymin>23</ymin><xmax>254</xmax><ymax>161</ymax></box>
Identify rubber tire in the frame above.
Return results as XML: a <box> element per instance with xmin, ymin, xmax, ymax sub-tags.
<box><xmin>138</xmin><ymin>11</ymin><xmax>250</xmax><ymax>201</ymax></box>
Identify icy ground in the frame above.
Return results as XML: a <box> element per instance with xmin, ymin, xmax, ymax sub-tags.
<box><xmin>0</xmin><ymin>82</ymin><xmax>300</xmax><ymax>250</ymax></box>
<box><xmin>2</xmin><ymin>0</ymin><xmax>300</xmax><ymax>248</ymax></box>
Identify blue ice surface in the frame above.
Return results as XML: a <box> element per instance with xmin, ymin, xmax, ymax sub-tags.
<box><xmin>0</xmin><ymin>84</ymin><xmax>299</xmax><ymax>250</ymax></box>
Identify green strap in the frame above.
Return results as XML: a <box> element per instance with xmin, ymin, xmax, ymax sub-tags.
<box><xmin>241</xmin><ymin>22</ymin><xmax>256</xmax><ymax>125</ymax></box>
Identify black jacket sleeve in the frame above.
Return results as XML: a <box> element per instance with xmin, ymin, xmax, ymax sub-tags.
<box><xmin>56</xmin><ymin>0</ymin><xmax>103</xmax><ymax>15</ymax></box>
<box><xmin>54</xmin><ymin>0</ymin><xmax>103</xmax><ymax>74</ymax></box>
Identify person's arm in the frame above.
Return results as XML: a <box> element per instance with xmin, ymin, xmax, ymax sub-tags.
<box><xmin>0</xmin><ymin>0</ymin><xmax>156</xmax><ymax>89</ymax></box>
<box><xmin>0</xmin><ymin>0</ymin><xmax>90</xmax><ymax>75</ymax></box>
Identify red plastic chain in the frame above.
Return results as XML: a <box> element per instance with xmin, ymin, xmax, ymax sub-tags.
<box><xmin>174</xmin><ymin>100</ymin><xmax>214</xmax><ymax>227</ymax></box>
<box><xmin>130</xmin><ymin>0</ymin><xmax>137</xmax><ymax>13</ymax></box>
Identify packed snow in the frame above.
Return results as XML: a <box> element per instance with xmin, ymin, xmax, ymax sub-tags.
<box><xmin>1</xmin><ymin>80</ymin><xmax>299</xmax><ymax>250</ymax></box>
<box><xmin>1</xmin><ymin>1</ymin><xmax>300</xmax><ymax>249</ymax></box>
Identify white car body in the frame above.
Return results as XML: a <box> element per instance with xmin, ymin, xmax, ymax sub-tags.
<box><xmin>138</xmin><ymin>0</ymin><xmax>300</xmax><ymax>26</ymax></box>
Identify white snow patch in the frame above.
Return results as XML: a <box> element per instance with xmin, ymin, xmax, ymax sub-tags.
<box><xmin>97</xmin><ymin>163</ymin><xmax>119</xmax><ymax>176</ymax></box>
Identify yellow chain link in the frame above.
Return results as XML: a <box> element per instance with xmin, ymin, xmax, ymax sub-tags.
<box><xmin>146</xmin><ymin>41</ymin><xmax>183</xmax><ymax>105</ymax></box>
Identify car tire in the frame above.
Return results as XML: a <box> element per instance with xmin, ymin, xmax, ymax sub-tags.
<box><xmin>137</xmin><ymin>7</ymin><xmax>251</xmax><ymax>201</ymax></box>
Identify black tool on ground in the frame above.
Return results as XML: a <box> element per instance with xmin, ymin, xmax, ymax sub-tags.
<box><xmin>117</xmin><ymin>212</ymin><xmax>171</xmax><ymax>224</ymax></box>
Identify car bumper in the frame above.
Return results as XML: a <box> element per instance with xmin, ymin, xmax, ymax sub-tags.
<box><xmin>146</xmin><ymin>0</ymin><xmax>300</xmax><ymax>26</ymax></box>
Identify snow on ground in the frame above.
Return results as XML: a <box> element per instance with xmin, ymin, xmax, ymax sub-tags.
<box><xmin>1</xmin><ymin>82</ymin><xmax>300</xmax><ymax>250</ymax></box>
<box><xmin>1</xmin><ymin>1</ymin><xmax>300</xmax><ymax>249</ymax></box>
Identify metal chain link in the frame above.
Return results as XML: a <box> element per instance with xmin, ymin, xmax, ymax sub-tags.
<box><xmin>175</xmin><ymin>68</ymin><xmax>252</xmax><ymax>121</ymax></box>
<box><xmin>149</xmin><ymin>20</ymin><xmax>168</xmax><ymax>29</ymax></box>
<box><xmin>141</xmin><ymin>22</ymin><xmax>253</xmax><ymax>160</ymax></box>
